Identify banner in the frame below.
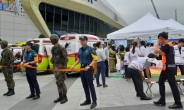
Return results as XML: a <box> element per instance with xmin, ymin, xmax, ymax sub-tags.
<box><xmin>0</xmin><ymin>0</ymin><xmax>20</xmax><ymax>12</ymax></box>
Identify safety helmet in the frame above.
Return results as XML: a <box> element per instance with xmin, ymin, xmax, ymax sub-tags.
<box><xmin>0</xmin><ymin>40</ymin><xmax>8</xmax><ymax>46</ymax></box>
<box><xmin>50</xmin><ymin>34</ymin><xmax>59</xmax><ymax>41</ymax></box>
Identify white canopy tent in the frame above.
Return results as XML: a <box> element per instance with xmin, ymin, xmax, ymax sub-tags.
<box><xmin>107</xmin><ymin>13</ymin><xmax>184</xmax><ymax>39</ymax></box>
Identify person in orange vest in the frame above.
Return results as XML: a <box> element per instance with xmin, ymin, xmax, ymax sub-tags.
<box><xmin>153</xmin><ymin>32</ymin><xmax>183</xmax><ymax>109</ymax></box>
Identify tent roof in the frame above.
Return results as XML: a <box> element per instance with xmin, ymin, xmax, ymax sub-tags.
<box><xmin>107</xmin><ymin>13</ymin><xmax>184</xmax><ymax>39</ymax></box>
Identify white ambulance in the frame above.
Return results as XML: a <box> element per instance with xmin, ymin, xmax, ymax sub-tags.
<box><xmin>58</xmin><ymin>34</ymin><xmax>103</xmax><ymax>71</ymax></box>
<box><xmin>27</xmin><ymin>38</ymin><xmax>53</xmax><ymax>72</ymax></box>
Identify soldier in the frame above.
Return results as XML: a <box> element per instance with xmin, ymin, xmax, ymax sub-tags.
<box><xmin>50</xmin><ymin>34</ymin><xmax>68</xmax><ymax>104</ymax></box>
<box><xmin>0</xmin><ymin>40</ymin><xmax>15</xmax><ymax>96</ymax></box>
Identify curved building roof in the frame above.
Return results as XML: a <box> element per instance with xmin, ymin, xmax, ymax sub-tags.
<box><xmin>21</xmin><ymin>0</ymin><xmax>127</xmax><ymax>37</ymax></box>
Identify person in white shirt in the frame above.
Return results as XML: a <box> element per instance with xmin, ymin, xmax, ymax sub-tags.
<box><xmin>174</xmin><ymin>38</ymin><xmax>184</xmax><ymax>75</ymax></box>
<box><xmin>140</xmin><ymin>41</ymin><xmax>151</xmax><ymax>78</ymax></box>
<box><xmin>124</xmin><ymin>47</ymin><xmax>131</xmax><ymax>81</ymax></box>
<box><xmin>129</xmin><ymin>42</ymin><xmax>142</xmax><ymax>61</ymax></box>
<box><xmin>128</xmin><ymin>53</ymin><xmax>156</xmax><ymax>100</ymax></box>
<box><xmin>95</xmin><ymin>42</ymin><xmax>108</xmax><ymax>88</ymax></box>
<box><xmin>103</xmin><ymin>43</ymin><xmax>110</xmax><ymax>77</ymax></box>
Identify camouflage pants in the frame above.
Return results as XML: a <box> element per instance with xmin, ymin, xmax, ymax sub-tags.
<box><xmin>54</xmin><ymin>64</ymin><xmax>67</xmax><ymax>94</ymax></box>
<box><xmin>2</xmin><ymin>67</ymin><xmax>15</xmax><ymax>89</ymax></box>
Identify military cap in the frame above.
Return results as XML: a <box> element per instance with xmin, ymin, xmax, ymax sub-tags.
<box><xmin>0</xmin><ymin>40</ymin><xmax>8</xmax><ymax>45</ymax></box>
<box><xmin>50</xmin><ymin>34</ymin><xmax>59</xmax><ymax>41</ymax></box>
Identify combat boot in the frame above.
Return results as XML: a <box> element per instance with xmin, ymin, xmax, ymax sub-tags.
<box><xmin>54</xmin><ymin>93</ymin><xmax>63</xmax><ymax>103</ymax></box>
<box><xmin>7</xmin><ymin>88</ymin><xmax>15</xmax><ymax>96</ymax></box>
<box><xmin>3</xmin><ymin>88</ymin><xmax>10</xmax><ymax>96</ymax></box>
<box><xmin>60</xmin><ymin>94</ymin><xmax>68</xmax><ymax>104</ymax></box>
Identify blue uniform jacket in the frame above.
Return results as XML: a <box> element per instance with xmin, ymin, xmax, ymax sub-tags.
<box><xmin>24</xmin><ymin>50</ymin><xmax>37</xmax><ymax>67</ymax></box>
<box><xmin>78</xmin><ymin>45</ymin><xmax>98</xmax><ymax>65</ymax></box>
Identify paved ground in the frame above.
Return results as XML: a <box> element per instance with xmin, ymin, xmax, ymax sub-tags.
<box><xmin>0</xmin><ymin>71</ymin><xmax>184</xmax><ymax>110</ymax></box>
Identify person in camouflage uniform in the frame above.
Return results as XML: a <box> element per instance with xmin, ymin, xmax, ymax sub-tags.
<box><xmin>50</xmin><ymin>34</ymin><xmax>68</xmax><ymax>104</ymax></box>
<box><xmin>0</xmin><ymin>40</ymin><xmax>15</xmax><ymax>96</ymax></box>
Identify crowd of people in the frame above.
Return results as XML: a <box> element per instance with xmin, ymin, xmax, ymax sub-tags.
<box><xmin>1</xmin><ymin>32</ymin><xmax>184</xmax><ymax>109</ymax></box>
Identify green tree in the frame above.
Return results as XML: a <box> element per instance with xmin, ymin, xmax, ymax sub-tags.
<box><xmin>39</xmin><ymin>34</ymin><xmax>45</xmax><ymax>38</ymax></box>
<box><xmin>0</xmin><ymin>38</ymin><xmax>2</xmax><ymax>41</ymax></box>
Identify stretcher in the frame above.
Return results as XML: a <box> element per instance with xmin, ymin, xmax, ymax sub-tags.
<box><xmin>145</xmin><ymin>75</ymin><xmax>184</xmax><ymax>98</ymax></box>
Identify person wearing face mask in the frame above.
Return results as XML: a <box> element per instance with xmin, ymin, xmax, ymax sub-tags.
<box><xmin>0</xmin><ymin>40</ymin><xmax>15</xmax><ymax>96</ymax></box>
<box><xmin>95</xmin><ymin>42</ymin><xmax>108</xmax><ymax>88</ymax></box>
<box><xmin>50</xmin><ymin>34</ymin><xmax>68</xmax><ymax>104</ymax></box>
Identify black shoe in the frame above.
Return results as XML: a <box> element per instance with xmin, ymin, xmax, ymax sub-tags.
<box><xmin>54</xmin><ymin>93</ymin><xmax>62</xmax><ymax>103</ymax></box>
<box><xmin>140</xmin><ymin>96</ymin><xmax>152</xmax><ymax>100</ymax></box>
<box><xmin>169</xmin><ymin>103</ymin><xmax>183</xmax><ymax>109</ymax></box>
<box><xmin>90</xmin><ymin>102</ymin><xmax>97</xmax><ymax>109</ymax></box>
<box><xmin>60</xmin><ymin>94</ymin><xmax>68</xmax><ymax>104</ymax></box>
<box><xmin>33</xmin><ymin>95</ymin><xmax>40</xmax><ymax>100</ymax></box>
<box><xmin>136</xmin><ymin>94</ymin><xmax>140</xmax><ymax>97</ymax></box>
<box><xmin>7</xmin><ymin>89</ymin><xmax>15</xmax><ymax>96</ymax></box>
<box><xmin>26</xmin><ymin>94</ymin><xmax>35</xmax><ymax>99</ymax></box>
<box><xmin>153</xmin><ymin>100</ymin><xmax>166</xmax><ymax>106</ymax></box>
<box><xmin>3</xmin><ymin>88</ymin><xmax>10</xmax><ymax>96</ymax></box>
<box><xmin>80</xmin><ymin>100</ymin><xmax>91</xmax><ymax>106</ymax></box>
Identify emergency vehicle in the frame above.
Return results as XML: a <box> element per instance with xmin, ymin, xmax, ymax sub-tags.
<box><xmin>59</xmin><ymin>34</ymin><xmax>103</xmax><ymax>72</ymax></box>
<box><xmin>27</xmin><ymin>38</ymin><xmax>53</xmax><ymax>73</ymax></box>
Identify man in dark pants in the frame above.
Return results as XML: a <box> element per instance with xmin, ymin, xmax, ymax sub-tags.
<box><xmin>128</xmin><ymin>53</ymin><xmax>155</xmax><ymax>100</ymax></box>
<box><xmin>71</xmin><ymin>36</ymin><xmax>98</xmax><ymax>109</ymax></box>
<box><xmin>154</xmin><ymin>32</ymin><xmax>183</xmax><ymax>109</ymax></box>
<box><xmin>174</xmin><ymin>38</ymin><xmax>184</xmax><ymax>75</ymax></box>
<box><xmin>21</xmin><ymin>42</ymin><xmax>41</xmax><ymax>100</ymax></box>
<box><xmin>104</xmin><ymin>43</ymin><xmax>110</xmax><ymax>77</ymax></box>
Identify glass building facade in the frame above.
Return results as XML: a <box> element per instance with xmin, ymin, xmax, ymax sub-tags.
<box><xmin>39</xmin><ymin>3</ymin><xmax>118</xmax><ymax>38</ymax></box>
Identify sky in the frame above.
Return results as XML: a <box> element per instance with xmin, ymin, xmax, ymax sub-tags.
<box><xmin>107</xmin><ymin>0</ymin><xmax>184</xmax><ymax>25</ymax></box>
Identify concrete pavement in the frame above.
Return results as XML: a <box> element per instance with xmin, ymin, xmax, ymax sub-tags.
<box><xmin>0</xmin><ymin>72</ymin><xmax>184</xmax><ymax>110</ymax></box>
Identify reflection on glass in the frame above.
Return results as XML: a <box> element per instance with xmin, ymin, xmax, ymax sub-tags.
<box><xmin>39</xmin><ymin>3</ymin><xmax>118</xmax><ymax>37</ymax></box>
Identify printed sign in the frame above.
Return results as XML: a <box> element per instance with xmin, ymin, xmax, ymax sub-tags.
<box><xmin>0</xmin><ymin>0</ymin><xmax>20</xmax><ymax>12</ymax></box>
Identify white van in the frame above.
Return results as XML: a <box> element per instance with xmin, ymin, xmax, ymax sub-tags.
<box><xmin>28</xmin><ymin>38</ymin><xmax>53</xmax><ymax>72</ymax></box>
<box><xmin>58</xmin><ymin>34</ymin><xmax>103</xmax><ymax>71</ymax></box>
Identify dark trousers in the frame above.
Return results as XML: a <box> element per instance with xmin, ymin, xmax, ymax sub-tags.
<box><xmin>96</xmin><ymin>61</ymin><xmax>106</xmax><ymax>85</ymax></box>
<box><xmin>105</xmin><ymin>60</ymin><xmax>109</xmax><ymax>77</ymax></box>
<box><xmin>143</xmin><ymin>69</ymin><xmax>151</xmax><ymax>78</ymax></box>
<box><xmin>158</xmin><ymin>70</ymin><xmax>181</xmax><ymax>104</ymax></box>
<box><xmin>128</xmin><ymin>68</ymin><xmax>145</xmax><ymax>98</ymax></box>
<box><xmin>125</xmin><ymin>65</ymin><xmax>131</xmax><ymax>78</ymax></box>
<box><xmin>26</xmin><ymin>68</ymin><xmax>40</xmax><ymax>95</ymax></box>
<box><xmin>176</xmin><ymin>65</ymin><xmax>184</xmax><ymax>75</ymax></box>
<box><xmin>80</xmin><ymin>67</ymin><xmax>97</xmax><ymax>102</ymax></box>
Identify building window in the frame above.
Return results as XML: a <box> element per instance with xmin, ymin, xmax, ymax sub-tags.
<box><xmin>68</xmin><ymin>11</ymin><xmax>74</xmax><ymax>33</ymax></box>
<box><xmin>39</xmin><ymin>3</ymin><xmax>118</xmax><ymax>37</ymax></box>
<box><xmin>62</xmin><ymin>9</ymin><xmax>68</xmax><ymax>34</ymax></box>
<box><xmin>80</xmin><ymin>14</ymin><xmax>85</xmax><ymax>34</ymax></box>
<box><xmin>39</xmin><ymin>3</ymin><xmax>46</xmax><ymax>21</ymax></box>
<box><xmin>74</xmin><ymin>12</ymin><xmax>80</xmax><ymax>34</ymax></box>
<box><xmin>46</xmin><ymin>4</ymin><xmax>54</xmax><ymax>32</ymax></box>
